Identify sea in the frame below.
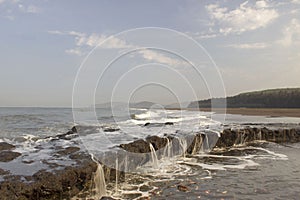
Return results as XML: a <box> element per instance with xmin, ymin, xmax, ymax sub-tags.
<box><xmin>0</xmin><ymin>107</ymin><xmax>300</xmax><ymax>199</ymax></box>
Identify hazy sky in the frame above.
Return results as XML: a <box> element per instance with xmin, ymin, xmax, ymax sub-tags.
<box><xmin>0</xmin><ymin>0</ymin><xmax>299</xmax><ymax>107</ymax></box>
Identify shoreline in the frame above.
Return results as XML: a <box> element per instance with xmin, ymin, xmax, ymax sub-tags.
<box><xmin>168</xmin><ymin>108</ymin><xmax>300</xmax><ymax>118</ymax></box>
<box><xmin>1</xmin><ymin>125</ymin><xmax>300</xmax><ymax>199</ymax></box>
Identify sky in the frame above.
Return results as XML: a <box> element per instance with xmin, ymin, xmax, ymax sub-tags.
<box><xmin>0</xmin><ymin>0</ymin><xmax>299</xmax><ymax>107</ymax></box>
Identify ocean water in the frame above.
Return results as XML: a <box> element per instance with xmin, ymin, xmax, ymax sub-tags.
<box><xmin>0</xmin><ymin>107</ymin><xmax>300</xmax><ymax>199</ymax></box>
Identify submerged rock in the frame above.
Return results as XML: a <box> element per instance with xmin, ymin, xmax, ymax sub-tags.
<box><xmin>103</xmin><ymin>127</ymin><xmax>120</xmax><ymax>132</ymax></box>
<box><xmin>0</xmin><ymin>168</ymin><xmax>9</xmax><ymax>175</ymax></box>
<box><xmin>0</xmin><ymin>151</ymin><xmax>21</xmax><ymax>162</ymax></box>
<box><xmin>57</xmin><ymin>146</ymin><xmax>80</xmax><ymax>155</ymax></box>
<box><xmin>144</xmin><ymin>122</ymin><xmax>174</xmax><ymax>127</ymax></box>
<box><xmin>55</xmin><ymin>126</ymin><xmax>78</xmax><ymax>140</ymax></box>
<box><xmin>177</xmin><ymin>185</ymin><xmax>189</xmax><ymax>192</ymax></box>
<box><xmin>100</xmin><ymin>196</ymin><xmax>117</xmax><ymax>200</ymax></box>
<box><xmin>0</xmin><ymin>142</ymin><xmax>15</xmax><ymax>151</ymax></box>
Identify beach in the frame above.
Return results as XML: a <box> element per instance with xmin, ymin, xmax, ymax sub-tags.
<box><xmin>181</xmin><ymin>108</ymin><xmax>300</xmax><ymax>118</ymax></box>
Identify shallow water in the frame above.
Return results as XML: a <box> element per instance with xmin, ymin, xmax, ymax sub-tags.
<box><xmin>0</xmin><ymin>107</ymin><xmax>300</xmax><ymax>199</ymax></box>
<box><xmin>108</xmin><ymin>142</ymin><xmax>300</xmax><ymax>200</ymax></box>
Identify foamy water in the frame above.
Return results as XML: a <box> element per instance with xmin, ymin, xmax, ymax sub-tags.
<box><xmin>1</xmin><ymin>107</ymin><xmax>300</xmax><ymax>199</ymax></box>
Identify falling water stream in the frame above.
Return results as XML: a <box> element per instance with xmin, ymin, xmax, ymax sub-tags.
<box><xmin>93</xmin><ymin>163</ymin><xmax>107</xmax><ymax>199</ymax></box>
<box><xmin>149</xmin><ymin>143</ymin><xmax>159</xmax><ymax>169</ymax></box>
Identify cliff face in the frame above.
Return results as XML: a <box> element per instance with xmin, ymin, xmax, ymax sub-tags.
<box><xmin>188</xmin><ymin>88</ymin><xmax>300</xmax><ymax>108</ymax></box>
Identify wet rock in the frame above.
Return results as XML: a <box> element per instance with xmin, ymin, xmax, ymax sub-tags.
<box><xmin>22</xmin><ymin>160</ymin><xmax>35</xmax><ymax>164</ymax></box>
<box><xmin>102</xmin><ymin>163</ymin><xmax>126</xmax><ymax>183</ymax></box>
<box><xmin>136</xmin><ymin>197</ymin><xmax>150</xmax><ymax>200</ymax></box>
<box><xmin>177</xmin><ymin>185</ymin><xmax>189</xmax><ymax>192</ymax></box>
<box><xmin>144</xmin><ymin>122</ymin><xmax>173</xmax><ymax>127</ymax></box>
<box><xmin>55</xmin><ymin>126</ymin><xmax>78</xmax><ymax>140</ymax></box>
<box><xmin>186</xmin><ymin>133</ymin><xmax>205</xmax><ymax>154</ymax></box>
<box><xmin>103</xmin><ymin>127</ymin><xmax>120</xmax><ymax>132</ymax></box>
<box><xmin>57</xmin><ymin>147</ymin><xmax>80</xmax><ymax>155</ymax></box>
<box><xmin>0</xmin><ymin>142</ymin><xmax>15</xmax><ymax>151</ymax></box>
<box><xmin>100</xmin><ymin>196</ymin><xmax>117</xmax><ymax>200</ymax></box>
<box><xmin>139</xmin><ymin>184</ymin><xmax>153</xmax><ymax>192</ymax></box>
<box><xmin>120</xmin><ymin>139</ymin><xmax>150</xmax><ymax>153</ymax></box>
<box><xmin>123</xmin><ymin>193</ymin><xmax>142</xmax><ymax>199</ymax></box>
<box><xmin>215</xmin><ymin>127</ymin><xmax>300</xmax><ymax>148</ymax></box>
<box><xmin>0</xmin><ymin>168</ymin><xmax>9</xmax><ymax>175</ymax></box>
<box><xmin>144</xmin><ymin>122</ymin><xmax>151</xmax><ymax>127</ymax></box>
<box><xmin>146</xmin><ymin>136</ymin><xmax>167</xmax><ymax>150</ymax></box>
<box><xmin>0</xmin><ymin>151</ymin><xmax>21</xmax><ymax>162</ymax></box>
<box><xmin>71</xmin><ymin>126</ymin><xmax>77</xmax><ymax>133</ymax></box>
<box><xmin>0</xmin><ymin>153</ymin><xmax>97</xmax><ymax>200</ymax></box>
<box><xmin>69</xmin><ymin>152</ymin><xmax>89</xmax><ymax>161</ymax></box>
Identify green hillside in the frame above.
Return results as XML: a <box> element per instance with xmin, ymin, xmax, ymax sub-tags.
<box><xmin>188</xmin><ymin>88</ymin><xmax>300</xmax><ymax>108</ymax></box>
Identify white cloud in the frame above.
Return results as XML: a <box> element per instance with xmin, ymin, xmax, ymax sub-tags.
<box><xmin>189</xmin><ymin>32</ymin><xmax>218</xmax><ymax>39</ymax></box>
<box><xmin>26</xmin><ymin>5</ymin><xmax>41</xmax><ymax>13</ymax></box>
<box><xmin>1</xmin><ymin>1</ymin><xmax>40</xmax><ymax>20</ymax></box>
<box><xmin>49</xmin><ymin>31</ymin><xmax>132</xmax><ymax>49</ymax></box>
<box><xmin>77</xmin><ymin>33</ymin><xmax>132</xmax><ymax>49</ymax></box>
<box><xmin>291</xmin><ymin>0</ymin><xmax>300</xmax><ymax>4</ymax></box>
<box><xmin>49</xmin><ymin>30</ymin><xmax>189</xmax><ymax>68</ymax></box>
<box><xmin>227</xmin><ymin>42</ymin><xmax>268</xmax><ymax>49</ymax></box>
<box><xmin>65</xmin><ymin>48</ymin><xmax>84</xmax><ymax>56</ymax></box>
<box><xmin>137</xmin><ymin>49</ymin><xmax>188</xmax><ymax>67</ymax></box>
<box><xmin>18</xmin><ymin>4</ymin><xmax>41</xmax><ymax>14</ymax></box>
<box><xmin>47</xmin><ymin>30</ymin><xmax>64</xmax><ymax>35</ymax></box>
<box><xmin>278</xmin><ymin>18</ymin><xmax>300</xmax><ymax>46</ymax></box>
<box><xmin>206</xmin><ymin>1</ymin><xmax>279</xmax><ymax>35</ymax></box>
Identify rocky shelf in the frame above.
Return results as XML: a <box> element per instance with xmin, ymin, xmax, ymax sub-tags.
<box><xmin>0</xmin><ymin>125</ymin><xmax>300</xmax><ymax>200</ymax></box>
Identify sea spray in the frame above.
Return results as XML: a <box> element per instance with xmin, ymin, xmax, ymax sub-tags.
<box><xmin>149</xmin><ymin>143</ymin><xmax>158</xmax><ymax>168</ymax></box>
<box><xmin>90</xmin><ymin>154</ymin><xmax>107</xmax><ymax>199</ymax></box>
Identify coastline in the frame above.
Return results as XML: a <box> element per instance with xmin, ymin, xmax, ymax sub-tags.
<box><xmin>1</xmin><ymin>124</ymin><xmax>300</xmax><ymax>199</ymax></box>
<box><xmin>168</xmin><ymin>108</ymin><xmax>300</xmax><ymax>118</ymax></box>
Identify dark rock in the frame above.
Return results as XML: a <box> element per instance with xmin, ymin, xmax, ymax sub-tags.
<box><xmin>0</xmin><ymin>142</ymin><xmax>15</xmax><ymax>151</ymax></box>
<box><xmin>0</xmin><ymin>152</ymin><xmax>97</xmax><ymax>200</ymax></box>
<box><xmin>54</xmin><ymin>126</ymin><xmax>78</xmax><ymax>140</ymax></box>
<box><xmin>215</xmin><ymin>127</ymin><xmax>300</xmax><ymax>148</ymax></box>
<box><xmin>139</xmin><ymin>184</ymin><xmax>153</xmax><ymax>192</ymax></box>
<box><xmin>103</xmin><ymin>127</ymin><xmax>120</xmax><ymax>132</ymax></box>
<box><xmin>100</xmin><ymin>196</ymin><xmax>117</xmax><ymax>200</ymax></box>
<box><xmin>120</xmin><ymin>139</ymin><xmax>150</xmax><ymax>153</ymax></box>
<box><xmin>177</xmin><ymin>185</ymin><xmax>189</xmax><ymax>192</ymax></box>
<box><xmin>136</xmin><ymin>197</ymin><xmax>151</xmax><ymax>200</ymax></box>
<box><xmin>0</xmin><ymin>168</ymin><xmax>9</xmax><ymax>175</ymax></box>
<box><xmin>186</xmin><ymin>133</ymin><xmax>205</xmax><ymax>154</ymax></box>
<box><xmin>144</xmin><ymin>122</ymin><xmax>173</xmax><ymax>127</ymax></box>
<box><xmin>123</xmin><ymin>193</ymin><xmax>142</xmax><ymax>199</ymax></box>
<box><xmin>0</xmin><ymin>151</ymin><xmax>21</xmax><ymax>162</ymax></box>
<box><xmin>144</xmin><ymin>122</ymin><xmax>151</xmax><ymax>127</ymax></box>
<box><xmin>146</xmin><ymin>136</ymin><xmax>167</xmax><ymax>151</ymax></box>
<box><xmin>71</xmin><ymin>126</ymin><xmax>77</xmax><ymax>133</ymax></box>
<box><xmin>57</xmin><ymin>147</ymin><xmax>80</xmax><ymax>155</ymax></box>
<box><xmin>22</xmin><ymin>160</ymin><xmax>35</xmax><ymax>164</ymax></box>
